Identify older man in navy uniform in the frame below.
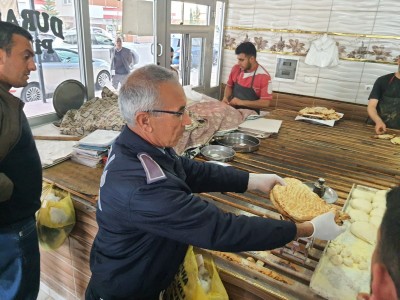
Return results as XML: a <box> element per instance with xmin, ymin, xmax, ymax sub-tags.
<box><xmin>85</xmin><ymin>65</ymin><xmax>345</xmax><ymax>300</ymax></box>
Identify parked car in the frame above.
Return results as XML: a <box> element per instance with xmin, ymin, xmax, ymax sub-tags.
<box><xmin>53</xmin><ymin>32</ymin><xmax>141</xmax><ymax>65</ymax></box>
<box><xmin>10</xmin><ymin>48</ymin><xmax>111</xmax><ymax>102</ymax></box>
<box><xmin>65</xmin><ymin>27</ymin><xmax>113</xmax><ymax>39</ymax></box>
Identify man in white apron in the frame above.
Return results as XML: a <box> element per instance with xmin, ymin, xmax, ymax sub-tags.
<box><xmin>222</xmin><ymin>42</ymin><xmax>272</xmax><ymax>114</ymax></box>
<box><xmin>367</xmin><ymin>57</ymin><xmax>400</xmax><ymax>134</ymax></box>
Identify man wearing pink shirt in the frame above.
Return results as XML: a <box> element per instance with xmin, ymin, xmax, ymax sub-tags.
<box><xmin>222</xmin><ymin>42</ymin><xmax>272</xmax><ymax>114</ymax></box>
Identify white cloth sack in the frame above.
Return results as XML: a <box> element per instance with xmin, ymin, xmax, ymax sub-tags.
<box><xmin>305</xmin><ymin>34</ymin><xmax>339</xmax><ymax>68</ymax></box>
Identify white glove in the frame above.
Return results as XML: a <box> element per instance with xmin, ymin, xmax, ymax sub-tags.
<box><xmin>247</xmin><ymin>173</ymin><xmax>286</xmax><ymax>194</ymax></box>
<box><xmin>309</xmin><ymin>211</ymin><xmax>346</xmax><ymax>240</ymax></box>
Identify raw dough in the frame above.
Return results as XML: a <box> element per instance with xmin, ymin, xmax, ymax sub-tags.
<box><xmin>370</xmin><ymin>208</ymin><xmax>386</xmax><ymax>218</ymax></box>
<box><xmin>358</xmin><ymin>260</ymin><xmax>368</xmax><ymax>270</ymax></box>
<box><xmin>343</xmin><ymin>257</ymin><xmax>353</xmax><ymax>267</ymax></box>
<box><xmin>347</xmin><ymin>208</ymin><xmax>369</xmax><ymax>222</ymax></box>
<box><xmin>369</xmin><ymin>216</ymin><xmax>382</xmax><ymax>228</ymax></box>
<box><xmin>330</xmin><ymin>254</ymin><xmax>343</xmax><ymax>266</ymax></box>
<box><xmin>351</xmin><ymin>189</ymin><xmax>374</xmax><ymax>201</ymax></box>
<box><xmin>327</xmin><ymin>247</ymin><xmax>338</xmax><ymax>257</ymax></box>
<box><xmin>372</xmin><ymin>201</ymin><xmax>386</xmax><ymax>209</ymax></box>
<box><xmin>350</xmin><ymin>198</ymin><xmax>373</xmax><ymax>213</ymax></box>
<box><xmin>375</xmin><ymin>190</ymin><xmax>388</xmax><ymax>197</ymax></box>
<box><xmin>341</xmin><ymin>248</ymin><xmax>352</xmax><ymax>258</ymax></box>
<box><xmin>350</xmin><ymin>222</ymin><xmax>378</xmax><ymax>245</ymax></box>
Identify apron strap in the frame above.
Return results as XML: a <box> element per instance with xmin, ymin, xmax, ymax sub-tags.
<box><xmin>250</xmin><ymin>65</ymin><xmax>259</xmax><ymax>88</ymax></box>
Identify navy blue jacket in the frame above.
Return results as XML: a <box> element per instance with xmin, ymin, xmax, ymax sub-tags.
<box><xmin>89</xmin><ymin>126</ymin><xmax>296</xmax><ymax>299</ymax></box>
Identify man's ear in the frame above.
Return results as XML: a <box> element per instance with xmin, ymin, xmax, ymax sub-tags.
<box><xmin>0</xmin><ymin>48</ymin><xmax>5</xmax><ymax>65</ymax></box>
<box><xmin>370</xmin><ymin>263</ymin><xmax>398</xmax><ymax>300</ymax></box>
<box><xmin>135</xmin><ymin>112</ymin><xmax>153</xmax><ymax>133</ymax></box>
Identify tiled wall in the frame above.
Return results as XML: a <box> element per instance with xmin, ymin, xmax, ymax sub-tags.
<box><xmin>222</xmin><ymin>0</ymin><xmax>400</xmax><ymax>105</ymax></box>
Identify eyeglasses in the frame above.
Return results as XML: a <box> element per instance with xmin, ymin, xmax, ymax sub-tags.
<box><xmin>146</xmin><ymin>108</ymin><xmax>189</xmax><ymax>120</ymax></box>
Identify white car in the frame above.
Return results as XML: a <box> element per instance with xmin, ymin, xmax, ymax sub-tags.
<box><xmin>10</xmin><ymin>48</ymin><xmax>111</xmax><ymax>102</ymax></box>
<box><xmin>53</xmin><ymin>32</ymin><xmax>141</xmax><ymax>65</ymax></box>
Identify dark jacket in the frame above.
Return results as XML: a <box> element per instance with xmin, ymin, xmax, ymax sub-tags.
<box><xmin>0</xmin><ymin>83</ymin><xmax>42</xmax><ymax>225</ymax></box>
<box><xmin>89</xmin><ymin>126</ymin><xmax>296</xmax><ymax>299</ymax></box>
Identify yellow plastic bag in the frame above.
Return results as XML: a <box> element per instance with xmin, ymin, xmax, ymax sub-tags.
<box><xmin>36</xmin><ymin>184</ymin><xmax>76</xmax><ymax>250</ymax></box>
<box><xmin>164</xmin><ymin>246</ymin><xmax>229</xmax><ymax>300</ymax></box>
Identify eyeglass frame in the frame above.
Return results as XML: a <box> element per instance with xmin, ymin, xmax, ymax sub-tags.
<box><xmin>145</xmin><ymin>107</ymin><xmax>189</xmax><ymax>119</ymax></box>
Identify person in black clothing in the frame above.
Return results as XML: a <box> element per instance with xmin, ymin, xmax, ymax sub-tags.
<box><xmin>0</xmin><ymin>21</ymin><xmax>42</xmax><ymax>299</ymax></box>
<box><xmin>357</xmin><ymin>187</ymin><xmax>400</xmax><ymax>300</ymax></box>
<box><xmin>85</xmin><ymin>64</ymin><xmax>345</xmax><ymax>300</ymax></box>
<box><xmin>367</xmin><ymin>57</ymin><xmax>400</xmax><ymax>134</ymax></box>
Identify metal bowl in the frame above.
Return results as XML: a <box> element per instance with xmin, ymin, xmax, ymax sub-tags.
<box><xmin>304</xmin><ymin>182</ymin><xmax>338</xmax><ymax>204</ymax></box>
<box><xmin>216</xmin><ymin>132</ymin><xmax>260</xmax><ymax>153</ymax></box>
<box><xmin>200</xmin><ymin>145</ymin><xmax>235</xmax><ymax>162</ymax></box>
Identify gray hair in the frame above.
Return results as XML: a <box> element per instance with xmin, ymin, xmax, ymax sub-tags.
<box><xmin>118</xmin><ymin>64</ymin><xmax>178</xmax><ymax>126</ymax></box>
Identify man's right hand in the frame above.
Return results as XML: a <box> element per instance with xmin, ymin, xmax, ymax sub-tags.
<box><xmin>221</xmin><ymin>97</ymin><xmax>229</xmax><ymax>104</ymax></box>
<box><xmin>375</xmin><ymin>120</ymin><xmax>386</xmax><ymax>134</ymax></box>
<box><xmin>308</xmin><ymin>211</ymin><xmax>346</xmax><ymax>240</ymax></box>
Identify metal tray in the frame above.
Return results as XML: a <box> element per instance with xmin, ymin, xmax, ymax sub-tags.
<box><xmin>200</xmin><ymin>145</ymin><xmax>235</xmax><ymax>162</ymax></box>
<box><xmin>304</xmin><ymin>182</ymin><xmax>338</xmax><ymax>204</ymax></box>
<box><xmin>53</xmin><ymin>79</ymin><xmax>86</xmax><ymax>118</ymax></box>
<box><xmin>216</xmin><ymin>132</ymin><xmax>260</xmax><ymax>153</ymax></box>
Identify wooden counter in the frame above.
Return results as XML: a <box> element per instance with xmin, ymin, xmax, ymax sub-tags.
<box><xmin>40</xmin><ymin>109</ymin><xmax>400</xmax><ymax>299</ymax></box>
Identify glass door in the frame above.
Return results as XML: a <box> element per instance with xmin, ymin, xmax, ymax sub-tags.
<box><xmin>156</xmin><ymin>0</ymin><xmax>225</xmax><ymax>97</ymax></box>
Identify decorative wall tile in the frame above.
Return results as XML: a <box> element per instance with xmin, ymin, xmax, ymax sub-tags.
<box><xmin>224</xmin><ymin>0</ymin><xmax>400</xmax><ymax>104</ymax></box>
<box><xmin>361</xmin><ymin>62</ymin><xmax>397</xmax><ymax>84</ymax></box>
<box><xmin>253</xmin><ymin>9</ymin><xmax>290</xmax><ymax>29</ymax></box>
<box><xmin>318</xmin><ymin>60</ymin><xmax>364</xmax><ymax>82</ymax></box>
<box><xmin>226</xmin><ymin>5</ymin><xmax>255</xmax><ymax>27</ymax></box>
<box><xmin>377</xmin><ymin>0</ymin><xmax>400</xmax><ymax>12</ymax></box>
<box><xmin>315</xmin><ymin>78</ymin><xmax>358</xmax><ymax>102</ymax></box>
<box><xmin>355</xmin><ymin>82</ymin><xmax>371</xmax><ymax>105</ymax></box>
<box><xmin>372</xmin><ymin>12</ymin><xmax>400</xmax><ymax>36</ymax></box>
<box><xmin>331</xmin><ymin>0</ymin><xmax>380</xmax><ymax>11</ymax></box>
<box><xmin>254</xmin><ymin>0</ymin><xmax>292</xmax><ymax>10</ymax></box>
<box><xmin>291</xmin><ymin>0</ymin><xmax>333</xmax><ymax>11</ymax></box>
<box><xmin>334</xmin><ymin>36</ymin><xmax>371</xmax><ymax>60</ymax></box>
<box><xmin>288</xmin><ymin>9</ymin><xmax>331</xmax><ymax>32</ymax></box>
<box><xmin>277</xmin><ymin>78</ymin><xmax>318</xmax><ymax>97</ymax></box>
<box><xmin>367</xmin><ymin>39</ymin><xmax>399</xmax><ymax>62</ymax></box>
<box><xmin>328</xmin><ymin>11</ymin><xmax>375</xmax><ymax>34</ymax></box>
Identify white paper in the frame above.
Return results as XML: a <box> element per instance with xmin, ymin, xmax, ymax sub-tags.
<box><xmin>35</xmin><ymin>140</ymin><xmax>77</xmax><ymax>168</ymax></box>
<box><xmin>238</xmin><ymin>118</ymin><xmax>282</xmax><ymax>134</ymax></box>
<box><xmin>78</xmin><ymin>130</ymin><xmax>120</xmax><ymax>147</ymax></box>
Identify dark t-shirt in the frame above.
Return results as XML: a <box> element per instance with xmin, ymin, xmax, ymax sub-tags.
<box><xmin>368</xmin><ymin>73</ymin><xmax>400</xmax><ymax>101</ymax></box>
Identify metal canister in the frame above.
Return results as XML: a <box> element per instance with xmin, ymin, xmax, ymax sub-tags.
<box><xmin>313</xmin><ymin>178</ymin><xmax>326</xmax><ymax>197</ymax></box>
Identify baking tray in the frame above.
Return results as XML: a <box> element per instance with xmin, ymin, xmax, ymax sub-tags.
<box><xmin>309</xmin><ymin>184</ymin><xmax>381</xmax><ymax>300</ymax></box>
<box><xmin>200</xmin><ymin>145</ymin><xmax>235</xmax><ymax>162</ymax></box>
<box><xmin>215</xmin><ymin>132</ymin><xmax>260</xmax><ymax>153</ymax></box>
<box><xmin>53</xmin><ymin>79</ymin><xmax>86</xmax><ymax>118</ymax></box>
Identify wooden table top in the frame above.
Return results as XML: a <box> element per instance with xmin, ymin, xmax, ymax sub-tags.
<box><xmin>42</xmin><ymin>109</ymin><xmax>400</xmax><ymax>299</ymax></box>
<box><xmin>199</xmin><ymin>109</ymin><xmax>400</xmax><ymax>299</ymax></box>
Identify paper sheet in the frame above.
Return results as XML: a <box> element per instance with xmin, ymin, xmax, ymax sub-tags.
<box><xmin>238</xmin><ymin>118</ymin><xmax>282</xmax><ymax>134</ymax></box>
<box><xmin>35</xmin><ymin>140</ymin><xmax>77</xmax><ymax>168</ymax></box>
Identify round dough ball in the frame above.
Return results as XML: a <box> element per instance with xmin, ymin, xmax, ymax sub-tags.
<box><xmin>370</xmin><ymin>208</ymin><xmax>386</xmax><ymax>218</ymax></box>
<box><xmin>358</xmin><ymin>260</ymin><xmax>368</xmax><ymax>270</ymax></box>
<box><xmin>347</xmin><ymin>208</ymin><xmax>369</xmax><ymax>223</ymax></box>
<box><xmin>327</xmin><ymin>247</ymin><xmax>338</xmax><ymax>257</ymax></box>
<box><xmin>352</xmin><ymin>190</ymin><xmax>374</xmax><ymax>201</ymax></box>
<box><xmin>343</xmin><ymin>257</ymin><xmax>353</xmax><ymax>267</ymax></box>
<box><xmin>369</xmin><ymin>216</ymin><xmax>382</xmax><ymax>228</ymax></box>
<box><xmin>350</xmin><ymin>198</ymin><xmax>373</xmax><ymax>213</ymax></box>
<box><xmin>341</xmin><ymin>248</ymin><xmax>352</xmax><ymax>258</ymax></box>
<box><xmin>330</xmin><ymin>254</ymin><xmax>343</xmax><ymax>266</ymax></box>
<box><xmin>353</xmin><ymin>256</ymin><xmax>361</xmax><ymax>264</ymax></box>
